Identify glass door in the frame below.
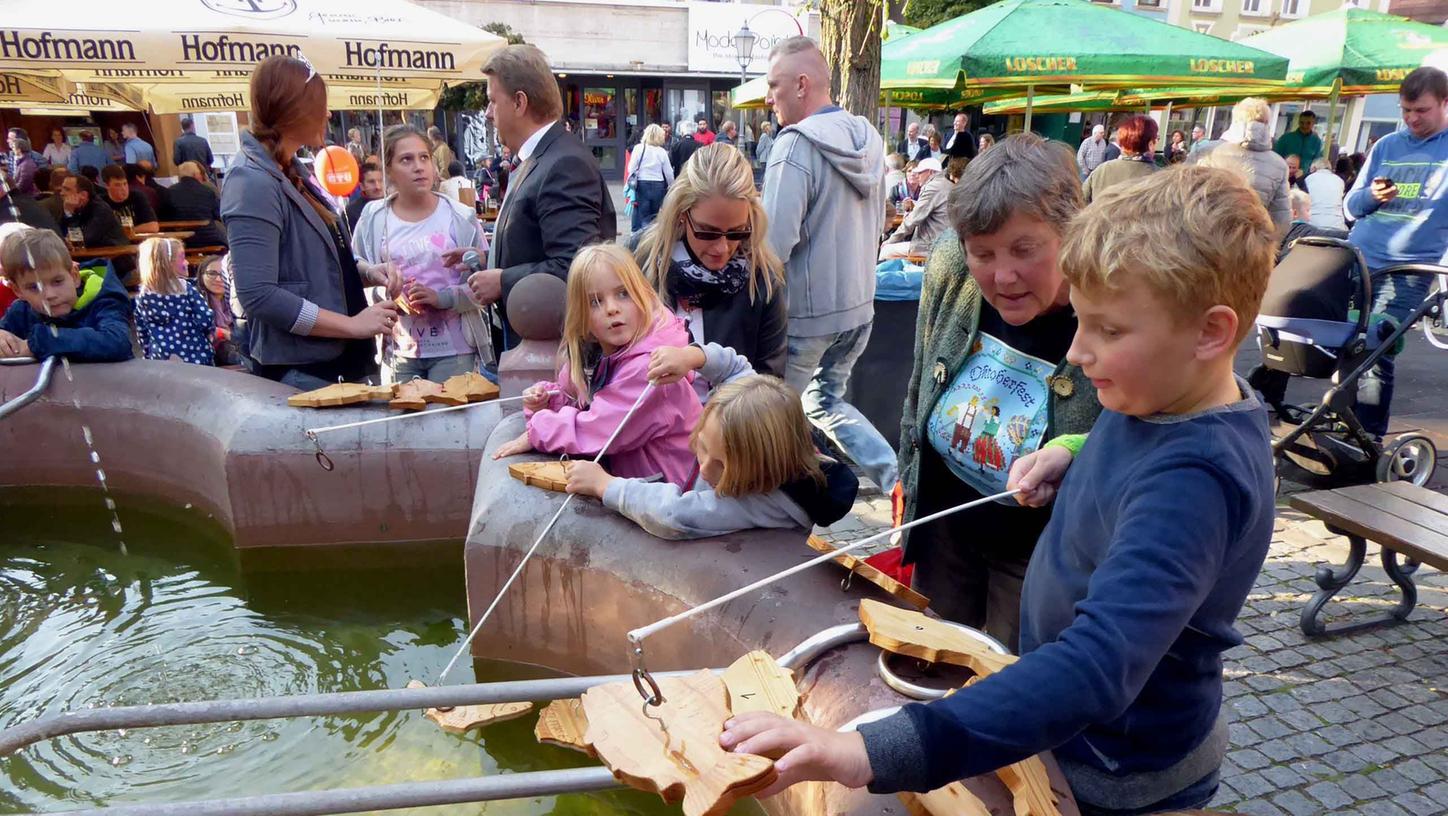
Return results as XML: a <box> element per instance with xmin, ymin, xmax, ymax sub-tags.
<box><xmin>582</xmin><ymin>85</ymin><xmax>620</xmax><ymax>174</ymax></box>
<box><xmin>665</xmin><ymin>84</ymin><xmax>711</xmax><ymax>143</ymax></box>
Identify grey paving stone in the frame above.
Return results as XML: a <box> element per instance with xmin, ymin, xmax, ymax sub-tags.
<box><xmin>1234</xmin><ymin>799</ymin><xmax>1287</xmax><ymax>816</ymax></box>
<box><xmin>1268</xmin><ymin>789</ymin><xmax>1317</xmax><ymax>816</ymax></box>
<box><xmin>1231</xmin><ymin>695</ymin><xmax>1270</xmax><ymax>718</ymax></box>
<box><xmin>1347</xmin><ymin>740</ymin><xmax>1402</xmax><ymax>766</ymax></box>
<box><xmin>1283</xmin><ymin>731</ymin><xmax>1334</xmax><ymax>757</ymax></box>
<box><xmin>1391</xmin><ymin>793</ymin><xmax>1441</xmax><ymax>815</ymax></box>
<box><xmin>1367</xmin><ymin>766</ymin><xmax>1419</xmax><ymax>796</ymax></box>
<box><xmin>1338</xmin><ymin>772</ymin><xmax>1387</xmax><ymax>801</ymax></box>
<box><xmin>1393</xmin><ymin>756</ymin><xmax>1441</xmax><ymax>786</ymax></box>
<box><xmin>1422</xmin><ymin>780</ymin><xmax>1448</xmax><ymax>809</ymax></box>
<box><xmin>1303</xmin><ymin>780</ymin><xmax>1354</xmax><ymax>810</ymax></box>
<box><xmin>1259</xmin><ymin>763</ymin><xmax>1304</xmax><ymax>789</ymax></box>
<box><xmin>1261</xmin><ymin>693</ymin><xmax>1303</xmax><ymax>714</ymax></box>
<box><xmin>1379</xmin><ymin>733</ymin><xmax>1427</xmax><ymax>758</ymax></box>
<box><xmin>1357</xmin><ymin>799</ymin><xmax>1410</xmax><ymax>816</ymax></box>
<box><xmin>1320</xmin><ymin>748</ymin><xmax>1371</xmax><ymax>774</ymax></box>
<box><xmin>1248</xmin><ymin>715</ymin><xmax>1296</xmax><ymax>741</ymax></box>
<box><xmin>1276</xmin><ymin>709</ymin><xmax>1324</xmax><ymax>732</ymax></box>
<box><xmin>1229</xmin><ymin>748</ymin><xmax>1272</xmax><ymax>771</ymax></box>
<box><xmin>1229</xmin><ymin>770</ymin><xmax>1278</xmax><ymax>801</ymax></box>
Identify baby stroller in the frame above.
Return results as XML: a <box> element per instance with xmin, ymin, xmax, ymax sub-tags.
<box><xmin>1253</xmin><ymin>236</ymin><xmax>1441</xmax><ymax>488</ymax></box>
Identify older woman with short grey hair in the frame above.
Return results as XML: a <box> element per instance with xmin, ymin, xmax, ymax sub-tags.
<box><xmin>896</xmin><ymin>133</ymin><xmax>1103</xmax><ymax>651</ymax></box>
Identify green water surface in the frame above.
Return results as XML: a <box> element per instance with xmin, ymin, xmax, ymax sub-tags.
<box><xmin>0</xmin><ymin>489</ymin><xmax>755</xmax><ymax>816</ymax></box>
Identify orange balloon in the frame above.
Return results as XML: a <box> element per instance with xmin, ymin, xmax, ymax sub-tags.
<box><xmin>315</xmin><ymin>145</ymin><xmax>360</xmax><ymax>197</ymax></box>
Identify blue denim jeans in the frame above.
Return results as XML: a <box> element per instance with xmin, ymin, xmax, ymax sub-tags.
<box><xmin>631</xmin><ymin>179</ymin><xmax>667</xmax><ymax>232</ymax></box>
<box><xmin>391</xmin><ymin>352</ymin><xmax>479</xmax><ymax>384</ymax></box>
<box><xmin>1355</xmin><ymin>270</ymin><xmax>1433</xmax><ymax>438</ymax></box>
<box><xmin>786</xmin><ymin>325</ymin><xmax>900</xmax><ymax>490</ymax></box>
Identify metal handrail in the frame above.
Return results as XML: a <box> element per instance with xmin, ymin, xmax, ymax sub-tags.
<box><xmin>0</xmin><ymin>356</ymin><xmax>54</xmax><ymax>422</ymax></box>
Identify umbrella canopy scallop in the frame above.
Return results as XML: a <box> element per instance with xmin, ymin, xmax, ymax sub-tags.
<box><xmin>881</xmin><ymin>0</ymin><xmax>1288</xmax><ymax>93</ymax></box>
<box><xmin>1241</xmin><ymin>7</ymin><xmax>1448</xmax><ymax>96</ymax></box>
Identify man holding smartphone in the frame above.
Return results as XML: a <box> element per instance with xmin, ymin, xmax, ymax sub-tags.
<box><xmin>1342</xmin><ymin>66</ymin><xmax>1448</xmax><ymax>440</ymax></box>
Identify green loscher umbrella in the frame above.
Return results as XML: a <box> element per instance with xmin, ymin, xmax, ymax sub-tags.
<box><xmin>730</xmin><ymin>74</ymin><xmax>1055</xmax><ymax>111</ymax></box>
<box><xmin>884</xmin><ymin>21</ymin><xmax>922</xmax><ymax>43</ymax></box>
<box><xmin>881</xmin><ymin>0</ymin><xmax>1288</xmax><ymax>128</ymax></box>
<box><xmin>1241</xmin><ymin>8</ymin><xmax>1448</xmax><ymax>97</ymax></box>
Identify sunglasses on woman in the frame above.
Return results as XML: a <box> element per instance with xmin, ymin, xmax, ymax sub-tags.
<box><xmin>685</xmin><ymin>212</ymin><xmax>751</xmax><ymax>242</ymax></box>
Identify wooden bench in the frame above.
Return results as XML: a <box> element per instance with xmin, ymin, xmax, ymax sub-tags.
<box><xmin>1290</xmin><ymin>481</ymin><xmax>1448</xmax><ymax>638</ymax></box>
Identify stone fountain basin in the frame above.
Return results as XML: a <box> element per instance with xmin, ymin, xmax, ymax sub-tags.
<box><xmin>466</xmin><ymin>414</ymin><xmax>1080</xmax><ymax>816</ymax></box>
<box><xmin>0</xmin><ymin>359</ymin><xmax>497</xmax><ymax>548</ymax></box>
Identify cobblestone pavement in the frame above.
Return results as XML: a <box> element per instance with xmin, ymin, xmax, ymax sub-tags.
<box><xmin>814</xmin><ymin>499</ymin><xmax>1448</xmax><ymax>815</ymax></box>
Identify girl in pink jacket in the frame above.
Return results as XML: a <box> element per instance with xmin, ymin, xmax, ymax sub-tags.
<box><xmin>493</xmin><ymin>244</ymin><xmax>703</xmax><ymax>488</ymax></box>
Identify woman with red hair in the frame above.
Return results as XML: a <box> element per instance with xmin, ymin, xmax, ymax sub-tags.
<box><xmin>1082</xmin><ymin>114</ymin><xmax>1158</xmax><ymax>203</ymax></box>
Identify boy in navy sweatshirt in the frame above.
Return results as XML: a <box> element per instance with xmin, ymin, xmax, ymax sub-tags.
<box><xmin>0</xmin><ymin>228</ymin><xmax>133</xmax><ymax>362</ymax></box>
<box><xmin>720</xmin><ymin>165</ymin><xmax>1278</xmax><ymax>815</ymax></box>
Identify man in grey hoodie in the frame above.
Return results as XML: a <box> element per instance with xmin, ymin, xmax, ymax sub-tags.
<box><xmin>762</xmin><ymin>36</ymin><xmax>898</xmax><ymax>491</ymax></box>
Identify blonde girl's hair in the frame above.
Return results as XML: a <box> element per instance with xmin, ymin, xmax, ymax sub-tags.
<box><xmin>695</xmin><ymin>375</ymin><xmax>824</xmax><ymax>498</ymax></box>
<box><xmin>635</xmin><ymin>143</ymin><xmax>784</xmax><ymax>305</ymax></box>
<box><xmin>641</xmin><ymin>124</ymin><xmax>666</xmax><ymax>148</ymax></box>
<box><xmin>138</xmin><ymin>237</ymin><xmax>188</xmax><ymax>295</ymax></box>
<box><xmin>560</xmin><ymin>243</ymin><xmax>666</xmax><ymax>406</ymax></box>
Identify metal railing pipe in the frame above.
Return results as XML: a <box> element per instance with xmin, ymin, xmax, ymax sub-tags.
<box><xmin>0</xmin><ymin>356</ymin><xmax>53</xmax><ymax>422</ymax></box>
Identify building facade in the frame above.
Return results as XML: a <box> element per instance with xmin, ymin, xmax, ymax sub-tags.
<box><xmin>417</xmin><ymin>0</ymin><xmax>818</xmax><ymax>177</ymax></box>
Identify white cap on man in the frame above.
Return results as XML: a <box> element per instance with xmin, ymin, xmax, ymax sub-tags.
<box><xmin>915</xmin><ymin>157</ymin><xmax>943</xmax><ymax>174</ymax></box>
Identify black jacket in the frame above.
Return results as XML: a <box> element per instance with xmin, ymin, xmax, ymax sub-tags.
<box><xmin>942</xmin><ymin>128</ymin><xmax>977</xmax><ymax>160</ymax></box>
<box><xmin>159</xmin><ymin>177</ymin><xmax>228</xmax><ymax>248</ymax></box>
<box><xmin>896</xmin><ymin>136</ymin><xmax>930</xmax><ymax>160</ymax></box>
<box><xmin>669</xmin><ymin>136</ymin><xmax>704</xmax><ymax>176</ymax></box>
<box><xmin>173</xmin><ymin>132</ymin><xmax>215</xmax><ymax>173</ymax></box>
<box><xmin>493</xmin><ymin>122</ymin><xmax>616</xmax><ymax>306</ymax></box>
<box><xmin>61</xmin><ymin>197</ymin><xmax>132</xmax><ymax>274</ymax></box>
<box><xmin>0</xmin><ymin>191</ymin><xmax>61</xmax><ymax>237</ymax></box>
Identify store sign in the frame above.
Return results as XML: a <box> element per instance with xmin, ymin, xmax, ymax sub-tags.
<box><xmin>686</xmin><ymin>2</ymin><xmax>807</xmax><ymax>74</ymax></box>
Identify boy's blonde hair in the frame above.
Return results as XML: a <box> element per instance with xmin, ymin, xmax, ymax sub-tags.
<box><xmin>695</xmin><ymin>375</ymin><xmax>824</xmax><ymax>498</ymax></box>
<box><xmin>0</xmin><ymin>228</ymin><xmax>71</xmax><ymax>286</ymax></box>
<box><xmin>560</xmin><ymin>243</ymin><xmax>666</xmax><ymax>406</ymax></box>
<box><xmin>1060</xmin><ymin>165</ymin><xmax>1275</xmax><ymax>344</ymax></box>
<box><xmin>138</xmin><ymin>237</ymin><xmax>188</xmax><ymax>295</ymax></box>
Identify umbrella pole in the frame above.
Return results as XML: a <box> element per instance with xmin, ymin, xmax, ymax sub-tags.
<box><xmin>1023</xmin><ymin>84</ymin><xmax>1035</xmax><ymax>134</ymax></box>
<box><xmin>1324</xmin><ymin>79</ymin><xmax>1341</xmax><ymax>164</ymax></box>
<box><xmin>377</xmin><ymin>60</ymin><xmax>386</xmax><ymax>193</ymax></box>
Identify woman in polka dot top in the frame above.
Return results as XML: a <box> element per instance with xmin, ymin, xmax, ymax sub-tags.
<box><xmin>134</xmin><ymin>237</ymin><xmax>215</xmax><ymax>366</ymax></box>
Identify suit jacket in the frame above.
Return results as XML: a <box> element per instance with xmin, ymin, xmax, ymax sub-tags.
<box><xmin>159</xmin><ymin>177</ymin><xmax>228</xmax><ymax>248</ymax></box>
<box><xmin>896</xmin><ymin>136</ymin><xmax>930</xmax><ymax>160</ymax></box>
<box><xmin>942</xmin><ymin>128</ymin><xmax>977</xmax><ymax>160</ymax></box>
<box><xmin>492</xmin><ymin>122</ymin><xmax>616</xmax><ymax>305</ymax></box>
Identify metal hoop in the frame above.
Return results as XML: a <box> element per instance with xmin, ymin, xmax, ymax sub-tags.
<box><xmin>306</xmin><ymin>431</ymin><xmax>335</xmax><ymax>472</ymax></box>
<box><xmin>632</xmin><ymin>668</ymin><xmax>664</xmax><ymax>707</ymax></box>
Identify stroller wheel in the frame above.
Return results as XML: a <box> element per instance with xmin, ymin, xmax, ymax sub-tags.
<box><xmin>1375</xmin><ymin>433</ymin><xmax>1439</xmax><ymax>487</ymax></box>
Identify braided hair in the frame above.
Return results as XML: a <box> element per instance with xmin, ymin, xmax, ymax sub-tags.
<box><xmin>249</xmin><ymin>55</ymin><xmax>335</xmax><ymax>227</ymax></box>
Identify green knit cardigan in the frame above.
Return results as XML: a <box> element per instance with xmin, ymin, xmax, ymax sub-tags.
<box><xmin>896</xmin><ymin>235</ymin><xmax>1104</xmax><ymax>554</ymax></box>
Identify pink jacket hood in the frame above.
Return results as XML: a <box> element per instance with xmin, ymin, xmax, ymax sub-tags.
<box><xmin>525</xmin><ymin>312</ymin><xmax>703</xmax><ymax>488</ymax></box>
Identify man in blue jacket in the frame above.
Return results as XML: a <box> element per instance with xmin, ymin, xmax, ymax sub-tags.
<box><xmin>0</xmin><ymin>228</ymin><xmax>133</xmax><ymax>362</ymax></box>
<box><xmin>1342</xmin><ymin>66</ymin><xmax>1448</xmax><ymax>440</ymax></box>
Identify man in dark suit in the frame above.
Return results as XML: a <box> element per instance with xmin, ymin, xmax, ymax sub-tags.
<box><xmin>465</xmin><ymin>44</ymin><xmax>615</xmax><ymax>341</ymax></box>
<box><xmin>172</xmin><ymin>117</ymin><xmax>215</xmax><ymax>177</ymax></box>
<box><xmin>942</xmin><ymin>112</ymin><xmax>977</xmax><ymax>160</ymax></box>
<box><xmin>895</xmin><ymin>121</ymin><xmax>929</xmax><ymax>161</ymax></box>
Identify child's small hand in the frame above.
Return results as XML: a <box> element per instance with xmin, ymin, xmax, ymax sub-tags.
<box><xmin>378</xmin><ymin>263</ymin><xmax>404</xmax><ymax>299</ymax></box>
<box><xmin>522</xmin><ymin>385</ymin><xmax>552</xmax><ymax>412</ymax></box>
<box><xmin>1008</xmin><ymin>444</ymin><xmax>1075</xmax><ymax>507</ymax></box>
<box><xmin>564</xmin><ymin>461</ymin><xmax>614</xmax><ymax>499</ymax></box>
<box><xmin>719</xmin><ymin>712</ymin><xmax>873</xmax><ymax>797</ymax></box>
<box><xmin>492</xmin><ymin>431</ymin><xmax>534</xmax><ymax>459</ymax></box>
<box><xmin>0</xmin><ymin>329</ymin><xmax>29</xmax><ymax>358</ymax></box>
<box><xmin>647</xmin><ymin>345</ymin><xmax>706</xmax><ymax>385</ymax></box>
<box><xmin>404</xmin><ymin>280</ymin><xmax>440</xmax><ymax>310</ymax></box>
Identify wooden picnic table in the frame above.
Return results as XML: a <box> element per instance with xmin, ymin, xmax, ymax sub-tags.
<box><xmin>129</xmin><ymin>231</ymin><xmax>195</xmax><ymax>244</ymax></box>
<box><xmin>157</xmin><ymin>219</ymin><xmax>211</xmax><ymax>230</ymax></box>
<box><xmin>71</xmin><ymin>244</ymin><xmax>139</xmax><ymax>261</ymax></box>
<box><xmin>886</xmin><ymin>213</ymin><xmax>904</xmax><ymax>232</ymax></box>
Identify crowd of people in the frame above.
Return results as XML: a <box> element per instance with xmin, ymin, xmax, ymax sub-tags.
<box><xmin>1</xmin><ymin>30</ymin><xmax>1445</xmax><ymax>815</ymax></box>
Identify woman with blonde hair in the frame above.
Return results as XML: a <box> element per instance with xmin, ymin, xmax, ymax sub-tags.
<box><xmin>629</xmin><ymin>143</ymin><xmax>786</xmax><ymax>383</ymax></box>
<box><xmin>626</xmin><ymin>123</ymin><xmax>674</xmax><ymax>230</ymax></box>
<box><xmin>1190</xmin><ymin>96</ymin><xmax>1289</xmax><ymax>230</ymax></box>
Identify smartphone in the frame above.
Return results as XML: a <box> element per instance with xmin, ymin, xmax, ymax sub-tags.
<box><xmin>1373</xmin><ymin>176</ymin><xmax>1396</xmax><ymax>188</ymax></box>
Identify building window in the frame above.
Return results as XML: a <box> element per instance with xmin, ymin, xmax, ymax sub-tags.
<box><xmin>1193</xmin><ymin>21</ymin><xmax>1215</xmax><ymax>33</ymax></box>
<box><xmin>1241</xmin><ymin>0</ymin><xmax>1268</xmax><ymax>14</ymax></box>
<box><xmin>1137</xmin><ymin>0</ymin><xmax>1163</xmax><ymax>6</ymax></box>
<box><xmin>1281</xmin><ymin>0</ymin><xmax>1305</xmax><ymax>17</ymax></box>
<box><xmin>1340</xmin><ymin>0</ymin><xmax>1372</xmax><ymax>8</ymax></box>
<box><xmin>1192</xmin><ymin>0</ymin><xmax>1223</xmax><ymax>12</ymax></box>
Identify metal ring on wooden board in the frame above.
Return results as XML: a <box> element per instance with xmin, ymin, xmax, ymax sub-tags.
<box><xmin>875</xmin><ymin>621</ymin><xmax>1011</xmax><ymax>701</ymax></box>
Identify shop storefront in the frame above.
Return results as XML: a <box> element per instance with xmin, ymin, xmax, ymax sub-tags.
<box><xmin>554</xmin><ymin>73</ymin><xmax>758</xmax><ymax>177</ymax></box>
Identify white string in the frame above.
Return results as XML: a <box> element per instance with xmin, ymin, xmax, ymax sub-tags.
<box><xmin>304</xmin><ymin>393</ymin><xmax>528</xmax><ymax>436</ymax></box>
<box><xmin>626</xmin><ymin>488</ymin><xmax>1022</xmax><ymax>646</ymax></box>
<box><xmin>435</xmin><ymin>381</ymin><xmax>659</xmax><ymax>684</ymax></box>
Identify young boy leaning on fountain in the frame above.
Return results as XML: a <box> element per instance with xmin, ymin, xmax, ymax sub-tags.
<box><xmin>0</xmin><ymin>228</ymin><xmax>133</xmax><ymax>362</ymax></box>
<box><xmin>719</xmin><ymin>166</ymin><xmax>1278</xmax><ymax>814</ymax></box>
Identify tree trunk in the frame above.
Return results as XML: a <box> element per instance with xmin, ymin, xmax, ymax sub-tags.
<box><xmin>820</xmin><ymin>0</ymin><xmax>882</xmax><ymax>124</ymax></box>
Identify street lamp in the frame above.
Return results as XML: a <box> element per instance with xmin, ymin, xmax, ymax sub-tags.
<box><xmin>734</xmin><ymin>23</ymin><xmax>756</xmax><ymax>148</ymax></box>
